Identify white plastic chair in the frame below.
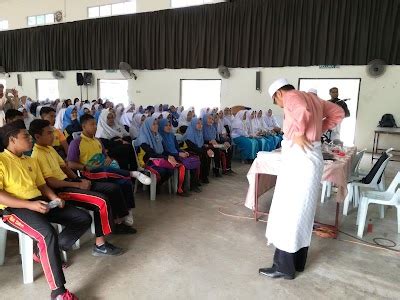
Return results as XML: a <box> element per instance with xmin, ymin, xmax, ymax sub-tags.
<box><xmin>56</xmin><ymin>209</ymin><xmax>95</xmax><ymax>255</ymax></box>
<box><xmin>320</xmin><ymin>181</ymin><xmax>332</xmax><ymax>203</ymax></box>
<box><xmin>350</xmin><ymin>149</ymin><xmax>367</xmax><ymax>177</ymax></box>
<box><xmin>343</xmin><ymin>152</ymin><xmax>392</xmax><ymax>216</ymax></box>
<box><xmin>357</xmin><ymin>172</ymin><xmax>400</xmax><ymax>238</ymax></box>
<box><xmin>321</xmin><ymin>149</ymin><xmax>366</xmax><ymax>204</ymax></box>
<box><xmin>0</xmin><ymin>219</ymin><xmax>34</xmax><ymax>284</ymax></box>
<box><xmin>132</xmin><ymin>140</ymin><xmax>173</xmax><ymax>201</ymax></box>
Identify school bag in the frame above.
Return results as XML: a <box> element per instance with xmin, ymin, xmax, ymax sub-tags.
<box><xmin>378</xmin><ymin>114</ymin><xmax>397</xmax><ymax>128</ymax></box>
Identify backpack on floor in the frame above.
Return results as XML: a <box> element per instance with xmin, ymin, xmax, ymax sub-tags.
<box><xmin>378</xmin><ymin>114</ymin><xmax>397</xmax><ymax>128</ymax></box>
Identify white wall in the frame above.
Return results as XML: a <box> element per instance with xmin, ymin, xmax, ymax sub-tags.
<box><xmin>0</xmin><ymin>0</ymin><xmax>225</xmax><ymax>30</ymax></box>
<box><xmin>1</xmin><ymin>0</ymin><xmax>399</xmax><ymax>153</ymax></box>
<box><xmin>2</xmin><ymin>66</ymin><xmax>400</xmax><ymax>151</ymax></box>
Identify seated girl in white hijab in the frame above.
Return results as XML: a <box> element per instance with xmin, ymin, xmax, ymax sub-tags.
<box><xmin>120</xmin><ymin>104</ymin><xmax>136</xmax><ymax>132</ymax></box>
<box><xmin>130</xmin><ymin>113</ymin><xmax>146</xmax><ymax>140</ymax></box>
<box><xmin>177</xmin><ymin>110</ymin><xmax>193</xmax><ymax>134</ymax></box>
<box><xmin>18</xmin><ymin>107</ymin><xmax>35</xmax><ymax>129</ymax></box>
<box><xmin>95</xmin><ymin>108</ymin><xmax>137</xmax><ymax>171</ymax></box>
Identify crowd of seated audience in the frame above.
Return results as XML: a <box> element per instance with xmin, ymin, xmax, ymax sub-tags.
<box><xmin>0</xmin><ymin>95</ymin><xmax>282</xmax><ymax>299</ymax></box>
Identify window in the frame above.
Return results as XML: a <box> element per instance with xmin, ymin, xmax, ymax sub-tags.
<box><xmin>37</xmin><ymin>79</ymin><xmax>59</xmax><ymax>101</ymax></box>
<box><xmin>88</xmin><ymin>1</ymin><xmax>136</xmax><ymax>19</ymax></box>
<box><xmin>100</xmin><ymin>5</ymin><xmax>112</xmax><ymax>17</ymax></box>
<box><xmin>99</xmin><ymin>80</ymin><xmax>129</xmax><ymax>106</ymax></box>
<box><xmin>0</xmin><ymin>20</ymin><xmax>8</xmax><ymax>31</ymax></box>
<box><xmin>27</xmin><ymin>14</ymin><xmax>54</xmax><ymax>27</ymax></box>
<box><xmin>171</xmin><ymin>0</ymin><xmax>215</xmax><ymax>8</ymax></box>
<box><xmin>88</xmin><ymin>6</ymin><xmax>100</xmax><ymax>18</ymax></box>
<box><xmin>180</xmin><ymin>80</ymin><xmax>221</xmax><ymax>117</ymax></box>
<box><xmin>299</xmin><ymin>78</ymin><xmax>361</xmax><ymax>146</ymax></box>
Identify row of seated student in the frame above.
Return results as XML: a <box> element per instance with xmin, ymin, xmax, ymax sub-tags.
<box><xmin>0</xmin><ymin>113</ymin><xmax>239</xmax><ymax>299</ymax></box>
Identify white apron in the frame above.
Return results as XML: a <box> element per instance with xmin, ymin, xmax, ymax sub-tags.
<box><xmin>265</xmin><ymin>139</ymin><xmax>323</xmax><ymax>253</ymax></box>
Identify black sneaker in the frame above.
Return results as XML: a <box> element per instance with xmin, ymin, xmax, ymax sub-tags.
<box><xmin>114</xmin><ymin>223</ymin><xmax>137</xmax><ymax>235</ymax></box>
<box><xmin>191</xmin><ymin>186</ymin><xmax>202</xmax><ymax>193</ymax></box>
<box><xmin>92</xmin><ymin>242</ymin><xmax>124</xmax><ymax>257</ymax></box>
<box><xmin>177</xmin><ymin>191</ymin><xmax>191</xmax><ymax>197</ymax></box>
<box><xmin>202</xmin><ymin>178</ymin><xmax>210</xmax><ymax>184</ymax></box>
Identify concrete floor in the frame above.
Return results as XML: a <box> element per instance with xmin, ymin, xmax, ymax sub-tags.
<box><xmin>1</xmin><ymin>155</ymin><xmax>400</xmax><ymax>299</ymax></box>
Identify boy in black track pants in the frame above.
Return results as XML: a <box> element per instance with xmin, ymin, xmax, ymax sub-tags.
<box><xmin>0</xmin><ymin>120</ymin><xmax>90</xmax><ymax>300</ymax></box>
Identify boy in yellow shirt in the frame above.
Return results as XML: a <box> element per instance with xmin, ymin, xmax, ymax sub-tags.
<box><xmin>40</xmin><ymin>106</ymin><xmax>69</xmax><ymax>159</ymax></box>
<box><xmin>30</xmin><ymin>118</ymin><xmax>134</xmax><ymax>239</ymax></box>
<box><xmin>0</xmin><ymin>120</ymin><xmax>90</xmax><ymax>300</ymax></box>
<box><xmin>67</xmin><ymin>114</ymin><xmax>150</xmax><ymax>227</ymax></box>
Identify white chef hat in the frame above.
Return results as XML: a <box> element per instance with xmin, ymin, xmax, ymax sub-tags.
<box><xmin>268</xmin><ymin>78</ymin><xmax>290</xmax><ymax>99</ymax></box>
<box><xmin>308</xmin><ymin>88</ymin><xmax>318</xmax><ymax>94</ymax></box>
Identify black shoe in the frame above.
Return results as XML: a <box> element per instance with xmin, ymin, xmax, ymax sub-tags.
<box><xmin>213</xmin><ymin>168</ymin><xmax>222</xmax><ymax>177</ymax></box>
<box><xmin>191</xmin><ymin>186</ymin><xmax>202</xmax><ymax>193</ymax></box>
<box><xmin>92</xmin><ymin>242</ymin><xmax>124</xmax><ymax>257</ymax></box>
<box><xmin>296</xmin><ymin>268</ymin><xmax>305</xmax><ymax>272</ymax></box>
<box><xmin>259</xmin><ymin>268</ymin><xmax>294</xmax><ymax>280</ymax></box>
<box><xmin>202</xmin><ymin>178</ymin><xmax>210</xmax><ymax>184</ymax></box>
<box><xmin>227</xmin><ymin>169</ymin><xmax>236</xmax><ymax>175</ymax></box>
<box><xmin>114</xmin><ymin>223</ymin><xmax>137</xmax><ymax>235</ymax></box>
<box><xmin>177</xmin><ymin>191</ymin><xmax>191</xmax><ymax>197</ymax></box>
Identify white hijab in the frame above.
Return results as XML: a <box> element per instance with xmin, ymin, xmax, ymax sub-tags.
<box><xmin>256</xmin><ymin>111</ymin><xmax>267</xmax><ymax>131</ymax></box>
<box><xmin>54</xmin><ymin>108</ymin><xmax>66</xmax><ymax>130</ymax></box>
<box><xmin>115</xmin><ymin>104</ymin><xmax>125</xmax><ymax>124</ymax></box>
<box><xmin>178</xmin><ymin>110</ymin><xmax>191</xmax><ymax>127</ymax></box>
<box><xmin>56</xmin><ymin>102</ymin><xmax>64</xmax><ymax>114</ymax></box>
<box><xmin>200</xmin><ymin>107</ymin><xmax>210</xmax><ymax>118</ymax></box>
<box><xmin>246</xmin><ymin>111</ymin><xmax>259</xmax><ymax>136</ymax></box>
<box><xmin>36</xmin><ymin>105</ymin><xmax>43</xmax><ymax>118</ymax></box>
<box><xmin>152</xmin><ymin>112</ymin><xmax>163</xmax><ymax>119</ymax></box>
<box><xmin>95</xmin><ymin>108</ymin><xmax>129</xmax><ymax>139</ymax></box>
<box><xmin>130</xmin><ymin>113</ymin><xmax>145</xmax><ymax>140</ymax></box>
<box><xmin>120</xmin><ymin>104</ymin><xmax>135</xmax><ymax>127</ymax></box>
<box><xmin>18</xmin><ymin>107</ymin><xmax>35</xmax><ymax>129</ymax></box>
<box><xmin>232</xmin><ymin>110</ymin><xmax>250</xmax><ymax>133</ymax></box>
<box><xmin>161</xmin><ymin>112</ymin><xmax>171</xmax><ymax>119</ymax></box>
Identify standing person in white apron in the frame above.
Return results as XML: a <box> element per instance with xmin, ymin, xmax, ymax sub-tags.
<box><xmin>259</xmin><ymin>79</ymin><xmax>344</xmax><ymax>280</ymax></box>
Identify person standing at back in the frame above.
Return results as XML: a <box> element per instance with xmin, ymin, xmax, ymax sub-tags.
<box><xmin>0</xmin><ymin>84</ymin><xmax>19</xmax><ymax>127</ymax></box>
<box><xmin>327</xmin><ymin>87</ymin><xmax>349</xmax><ymax>141</ymax></box>
<box><xmin>259</xmin><ymin>78</ymin><xmax>344</xmax><ymax>280</ymax></box>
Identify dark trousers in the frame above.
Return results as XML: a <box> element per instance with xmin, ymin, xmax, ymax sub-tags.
<box><xmin>199</xmin><ymin>150</ymin><xmax>211</xmax><ymax>180</ymax></box>
<box><xmin>273</xmin><ymin>247</ymin><xmax>309</xmax><ymax>276</ymax></box>
<box><xmin>82</xmin><ymin>167</ymin><xmax>135</xmax><ymax>211</ymax></box>
<box><xmin>2</xmin><ymin>202</ymin><xmax>91</xmax><ymax>290</ymax></box>
<box><xmin>110</xmin><ymin>144</ymin><xmax>137</xmax><ymax>171</ymax></box>
<box><xmin>225</xmin><ymin>147</ymin><xmax>233</xmax><ymax>169</ymax></box>
<box><xmin>211</xmin><ymin>148</ymin><xmax>221</xmax><ymax>170</ymax></box>
<box><xmin>58</xmin><ymin>187</ymin><xmax>114</xmax><ymax>237</ymax></box>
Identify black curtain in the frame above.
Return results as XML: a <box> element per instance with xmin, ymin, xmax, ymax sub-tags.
<box><xmin>0</xmin><ymin>0</ymin><xmax>399</xmax><ymax>72</ymax></box>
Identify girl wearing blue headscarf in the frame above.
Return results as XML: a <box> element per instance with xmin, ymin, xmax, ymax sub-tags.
<box><xmin>213</xmin><ymin>113</ymin><xmax>235</xmax><ymax>175</ymax></box>
<box><xmin>185</xmin><ymin>118</ymin><xmax>214</xmax><ymax>184</ymax></box>
<box><xmin>63</xmin><ymin>106</ymin><xmax>82</xmax><ymax>144</ymax></box>
<box><xmin>158</xmin><ymin>118</ymin><xmax>201</xmax><ymax>194</ymax></box>
<box><xmin>138</xmin><ymin>117</ymin><xmax>174</xmax><ymax>185</ymax></box>
<box><xmin>202</xmin><ymin>114</ymin><xmax>223</xmax><ymax>177</ymax></box>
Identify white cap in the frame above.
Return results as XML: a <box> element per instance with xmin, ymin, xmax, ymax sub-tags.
<box><xmin>308</xmin><ymin>88</ymin><xmax>318</xmax><ymax>94</ymax></box>
<box><xmin>268</xmin><ymin>78</ymin><xmax>290</xmax><ymax>99</ymax></box>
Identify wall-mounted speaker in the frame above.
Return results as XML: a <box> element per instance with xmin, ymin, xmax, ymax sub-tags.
<box><xmin>256</xmin><ymin>71</ymin><xmax>261</xmax><ymax>91</ymax></box>
<box><xmin>17</xmin><ymin>74</ymin><xmax>22</xmax><ymax>86</ymax></box>
<box><xmin>83</xmin><ymin>72</ymin><xmax>93</xmax><ymax>85</ymax></box>
<box><xmin>76</xmin><ymin>73</ymin><xmax>84</xmax><ymax>86</ymax></box>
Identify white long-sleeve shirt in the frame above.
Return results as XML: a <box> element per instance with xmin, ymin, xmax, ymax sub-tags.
<box><xmin>263</xmin><ymin>115</ymin><xmax>280</xmax><ymax>130</ymax></box>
